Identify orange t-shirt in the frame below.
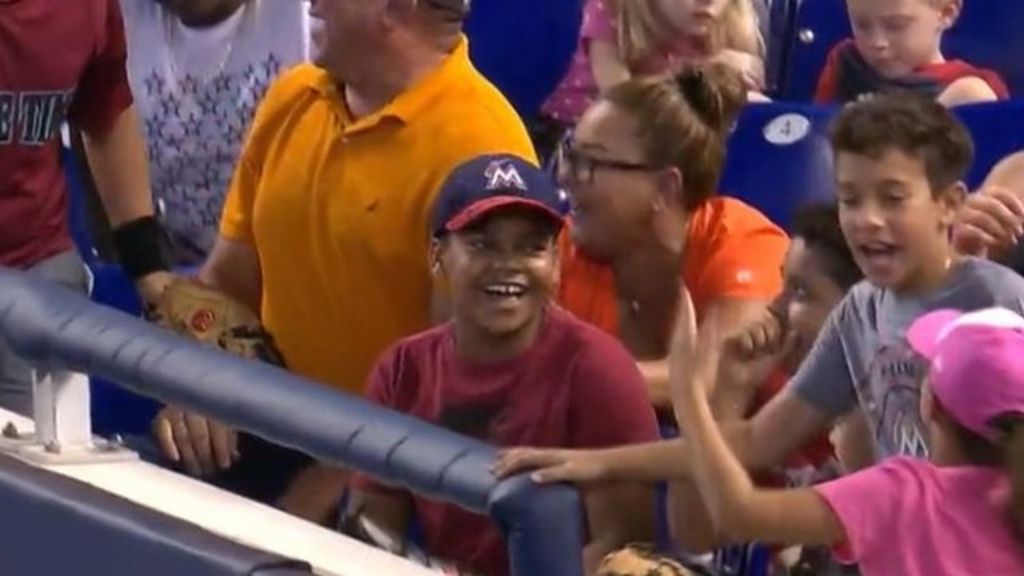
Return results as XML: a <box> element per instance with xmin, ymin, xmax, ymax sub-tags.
<box><xmin>558</xmin><ymin>196</ymin><xmax>789</xmax><ymax>333</ymax></box>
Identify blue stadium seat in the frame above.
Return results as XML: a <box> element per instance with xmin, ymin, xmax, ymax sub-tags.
<box><xmin>464</xmin><ymin>0</ymin><xmax>584</xmax><ymax>117</ymax></box>
<box><xmin>62</xmin><ymin>146</ymin><xmax>162</xmax><ymax>436</ymax></box>
<box><xmin>943</xmin><ymin>1</ymin><xmax>1024</xmax><ymax>98</ymax></box>
<box><xmin>777</xmin><ymin>0</ymin><xmax>1024</xmax><ymax>100</ymax></box>
<box><xmin>955</xmin><ymin>101</ymin><xmax>1024</xmax><ymax>189</ymax></box>
<box><xmin>720</xmin><ymin>102</ymin><xmax>839</xmax><ymax>230</ymax></box>
<box><xmin>776</xmin><ymin>0</ymin><xmax>846</xmax><ymax>101</ymax></box>
<box><xmin>62</xmin><ymin>144</ymin><xmax>100</xmax><ymax>269</ymax></box>
<box><xmin>763</xmin><ymin>0</ymin><xmax>796</xmax><ymax>97</ymax></box>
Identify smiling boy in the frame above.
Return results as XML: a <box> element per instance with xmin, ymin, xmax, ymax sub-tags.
<box><xmin>346</xmin><ymin>154</ymin><xmax>658</xmax><ymax>576</ymax></box>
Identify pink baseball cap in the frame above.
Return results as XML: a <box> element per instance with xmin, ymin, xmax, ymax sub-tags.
<box><xmin>907</xmin><ymin>307</ymin><xmax>1024</xmax><ymax>441</ymax></box>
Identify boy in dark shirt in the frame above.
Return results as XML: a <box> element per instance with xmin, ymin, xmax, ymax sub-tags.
<box><xmin>347</xmin><ymin>154</ymin><xmax>659</xmax><ymax>576</ymax></box>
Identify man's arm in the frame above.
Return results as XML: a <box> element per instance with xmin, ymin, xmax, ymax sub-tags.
<box><xmin>199</xmin><ymin>237</ymin><xmax>263</xmax><ymax>313</ymax></box>
<box><xmin>80</xmin><ymin>105</ymin><xmax>152</xmax><ymax>229</ymax></box>
<box><xmin>953</xmin><ymin>151</ymin><xmax>1024</xmax><ymax>260</ymax></box>
<box><xmin>81</xmin><ymin>105</ymin><xmax>173</xmax><ymax>298</ymax></box>
<box><xmin>152</xmin><ymin>236</ymin><xmax>264</xmax><ymax>476</ymax></box>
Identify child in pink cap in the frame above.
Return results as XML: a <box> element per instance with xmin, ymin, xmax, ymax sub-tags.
<box><xmin>673</xmin><ymin>295</ymin><xmax>1024</xmax><ymax>576</ymax></box>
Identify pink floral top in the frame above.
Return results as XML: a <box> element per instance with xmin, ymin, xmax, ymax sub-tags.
<box><xmin>542</xmin><ymin>0</ymin><xmax>700</xmax><ymax>124</ymax></box>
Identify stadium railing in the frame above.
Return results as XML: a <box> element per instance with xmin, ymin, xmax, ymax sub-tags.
<box><xmin>0</xmin><ymin>267</ymin><xmax>585</xmax><ymax>576</ymax></box>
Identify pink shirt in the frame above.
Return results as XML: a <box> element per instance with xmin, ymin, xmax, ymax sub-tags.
<box><xmin>815</xmin><ymin>456</ymin><xmax>1024</xmax><ymax>576</ymax></box>
<box><xmin>541</xmin><ymin>0</ymin><xmax>698</xmax><ymax>124</ymax></box>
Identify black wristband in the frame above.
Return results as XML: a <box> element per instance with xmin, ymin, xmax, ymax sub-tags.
<box><xmin>111</xmin><ymin>216</ymin><xmax>170</xmax><ymax>279</ymax></box>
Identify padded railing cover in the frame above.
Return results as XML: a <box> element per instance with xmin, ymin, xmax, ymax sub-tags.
<box><xmin>0</xmin><ymin>268</ymin><xmax>584</xmax><ymax>576</ymax></box>
<box><xmin>0</xmin><ymin>452</ymin><xmax>311</xmax><ymax>576</ymax></box>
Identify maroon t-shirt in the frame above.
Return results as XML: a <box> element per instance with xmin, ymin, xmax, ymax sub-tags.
<box><xmin>0</xmin><ymin>0</ymin><xmax>133</xmax><ymax>267</ymax></box>
<box><xmin>351</xmin><ymin>306</ymin><xmax>660</xmax><ymax>576</ymax></box>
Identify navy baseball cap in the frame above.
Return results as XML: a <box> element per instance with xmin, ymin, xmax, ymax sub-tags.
<box><xmin>431</xmin><ymin>154</ymin><xmax>569</xmax><ymax>237</ymax></box>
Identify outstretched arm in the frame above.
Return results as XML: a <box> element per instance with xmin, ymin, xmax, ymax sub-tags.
<box><xmin>670</xmin><ymin>288</ymin><xmax>845</xmax><ymax>547</ymax></box>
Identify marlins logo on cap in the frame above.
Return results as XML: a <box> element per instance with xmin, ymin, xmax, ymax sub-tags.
<box><xmin>484</xmin><ymin>160</ymin><xmax>528</xmax><ymax>192</ymax></box>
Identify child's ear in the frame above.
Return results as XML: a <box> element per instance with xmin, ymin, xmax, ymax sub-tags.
<box><xmin>428</xmin><ymin>237</ymin><xmax>445</xmax><ymax>275</ymax></box>
<box><xmin>551</xmin><ymin>236</ymin><xmax>563</xmax><ymax>287</ymax></box>
<box><xmin>921</xmin><ymin>380</ymin><xmax>956</xmax><ymax>430</ymax></box>
<box><xmin>937</xmin><ymin>181</ymin><xmax>967</xmax><ymax>228</ymax></box>
<box><xmin>937</xmin><ymin>0</ymin><xmax>962</xmax><ymax>29</ymax></box>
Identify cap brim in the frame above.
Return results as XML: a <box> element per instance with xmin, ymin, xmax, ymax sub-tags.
<box><xmin>906</xmin><ymin>309</ymin><xmax>963</xmax><ymax>360</ymax></box>
<box><xmin>444</xmin><ymin>197</ymin><xmax>564</xmax><ymax>234</ymax></box>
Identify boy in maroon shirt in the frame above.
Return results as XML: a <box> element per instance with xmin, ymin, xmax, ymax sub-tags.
<box><xmin>346</xmin><ymin>154</ymin><xmax>658</xmax><ymax>576</ymax></box>
<box><xmin>0</xmin><ymin>0</ymin><xmax>172</xmax><ymax>414</ymax></box>
<box><xmin>813</xmin><ymin>0</ymin><xmax>1008</xmax><ymax>105</ymax></box>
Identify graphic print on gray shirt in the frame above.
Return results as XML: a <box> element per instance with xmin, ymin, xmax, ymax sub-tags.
<box><xmin>790</xmin><ymin>257</ymin><xmax>1024</xmax><ymax>459</ymax></box>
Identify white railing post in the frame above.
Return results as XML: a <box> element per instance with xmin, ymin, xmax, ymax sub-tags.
<box><xmin>32</xmin><ymin>369</ymin><xmax>94</xmax><ymax>452</ymax></box>
<box><xmin>0</xmin><ymin>369</ymin><xmax>135</xmax><ymax>464</ymax></box>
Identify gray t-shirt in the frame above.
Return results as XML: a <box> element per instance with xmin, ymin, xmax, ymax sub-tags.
<box><xmin>791</xmin><ymin>257</ymin><xmax>1024</xmax><ymax>459</ymax></box>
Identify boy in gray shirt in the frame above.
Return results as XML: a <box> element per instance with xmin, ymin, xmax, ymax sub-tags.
<box><xmin>794</xmin><ymin>258</ymin><xmax>1024</xmax><ymax>459</ymax></box>
<box><xmin>494</xmin><ymin>94</ymin><xmax>1024</xmax><ymax>508</ymax></box>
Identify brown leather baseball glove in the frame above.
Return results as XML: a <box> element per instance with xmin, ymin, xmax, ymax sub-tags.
<box><xmin>143</xmin><ymin>277</ymin><xmax>286</xmax><ymax>366</ymax></box>
<box><xmin>598</xmin><ymin>544</ymin><xmax>699</xmax><ymax>576</ymax></box>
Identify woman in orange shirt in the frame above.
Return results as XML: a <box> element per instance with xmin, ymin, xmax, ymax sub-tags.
<box><xmin>555</xmin><ymin>63</ymin><xmax>789</xmax><ymax>410</ymax></box>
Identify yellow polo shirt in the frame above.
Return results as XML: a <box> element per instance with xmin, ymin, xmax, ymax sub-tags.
<box><xmin>219</xmin><ymin>38</ymin><xmax>536</xmax><ymax>393</ymax></box>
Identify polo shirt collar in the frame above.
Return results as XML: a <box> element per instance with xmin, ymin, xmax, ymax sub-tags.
<box><xmin>313</xmin><ymin>36</ymin><xmax>474</xmax><ymax>134</ymax></box>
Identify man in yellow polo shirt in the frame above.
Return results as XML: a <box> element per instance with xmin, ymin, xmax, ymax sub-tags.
<box><xmin>151</xmin><ymin>0</ymin><xmax>535</xmax><ymax>521</ymax></box>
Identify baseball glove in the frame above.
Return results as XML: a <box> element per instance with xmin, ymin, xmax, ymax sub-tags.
<box><xmin>598</xmin><ymin>544</ymin><xmax>701</xmax><ymax>576</ymax></box>
<box><xmin>143</xmin><ymin>277</ymin><xmax>286</xmax><ymax>366</ymax></box>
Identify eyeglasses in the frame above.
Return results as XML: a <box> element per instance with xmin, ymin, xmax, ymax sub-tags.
<box><xmin>555</xmin><ymin>136</ymin><xmax>658</xmax><ymax>184</ymax></box>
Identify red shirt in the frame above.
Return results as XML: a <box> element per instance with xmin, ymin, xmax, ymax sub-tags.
<box><xmin>351</xmin><ymin>306</ymin><xmax>660</xmax><ymax>576</ymax></box>
<box><xmin>750</xmin><ymin>369</ymin><xmax>835</xmax><ymax>486</ymax></box>
<box><xmin>0</xmin><ymin>0</ymin><xmax>133</xmax><ymax>267</ymax></box>
<box><xmin>814</xmin><ymin>39</ymin><xmax>1009</xmax><ymax>104</ymax></box>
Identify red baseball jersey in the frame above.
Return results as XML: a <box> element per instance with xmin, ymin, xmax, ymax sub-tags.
<box><xmin>0</xmin><ymin>0</ymin><xmax>133</xmax><ymax>267</ymax></box>
<box><xmin>350</xmin><ymin>305</ymin><xmax>660</xmax><ymax>576</ymax></box>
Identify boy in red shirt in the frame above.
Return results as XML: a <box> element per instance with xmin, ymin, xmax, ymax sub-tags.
<box><xmin>814</xmin><ymin>0</ymin><xmax>1008</xmax><ymax>105</ymax></box>
<box><xmin>346</xmin><ymin>154</ymin><xmax>658</xmax><ymax>576</ymax></box>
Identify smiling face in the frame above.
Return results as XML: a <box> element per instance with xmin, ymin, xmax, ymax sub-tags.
<box><xmin>775</xmin><ymin>239</ymin><xmax>850</xmax><ymax>371</ymax></box>
<box><xmin>844</xmin><ymin>0</ymin><xmax>957</xmax><ymax>78</ymax></box>
<box><xmin>835</xmin><ymin>147</ymin><xmax>959</xmax><ymax>294</ymax></box>
<box><xmin>435</xmin><ymin>209</ymin><xmax>560</xmax><ymax>344</ymax></box>
<box><xmin>559</xmin><ymin>100</ymin><xmax>665</xmax><ymax>262</ymax></box>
